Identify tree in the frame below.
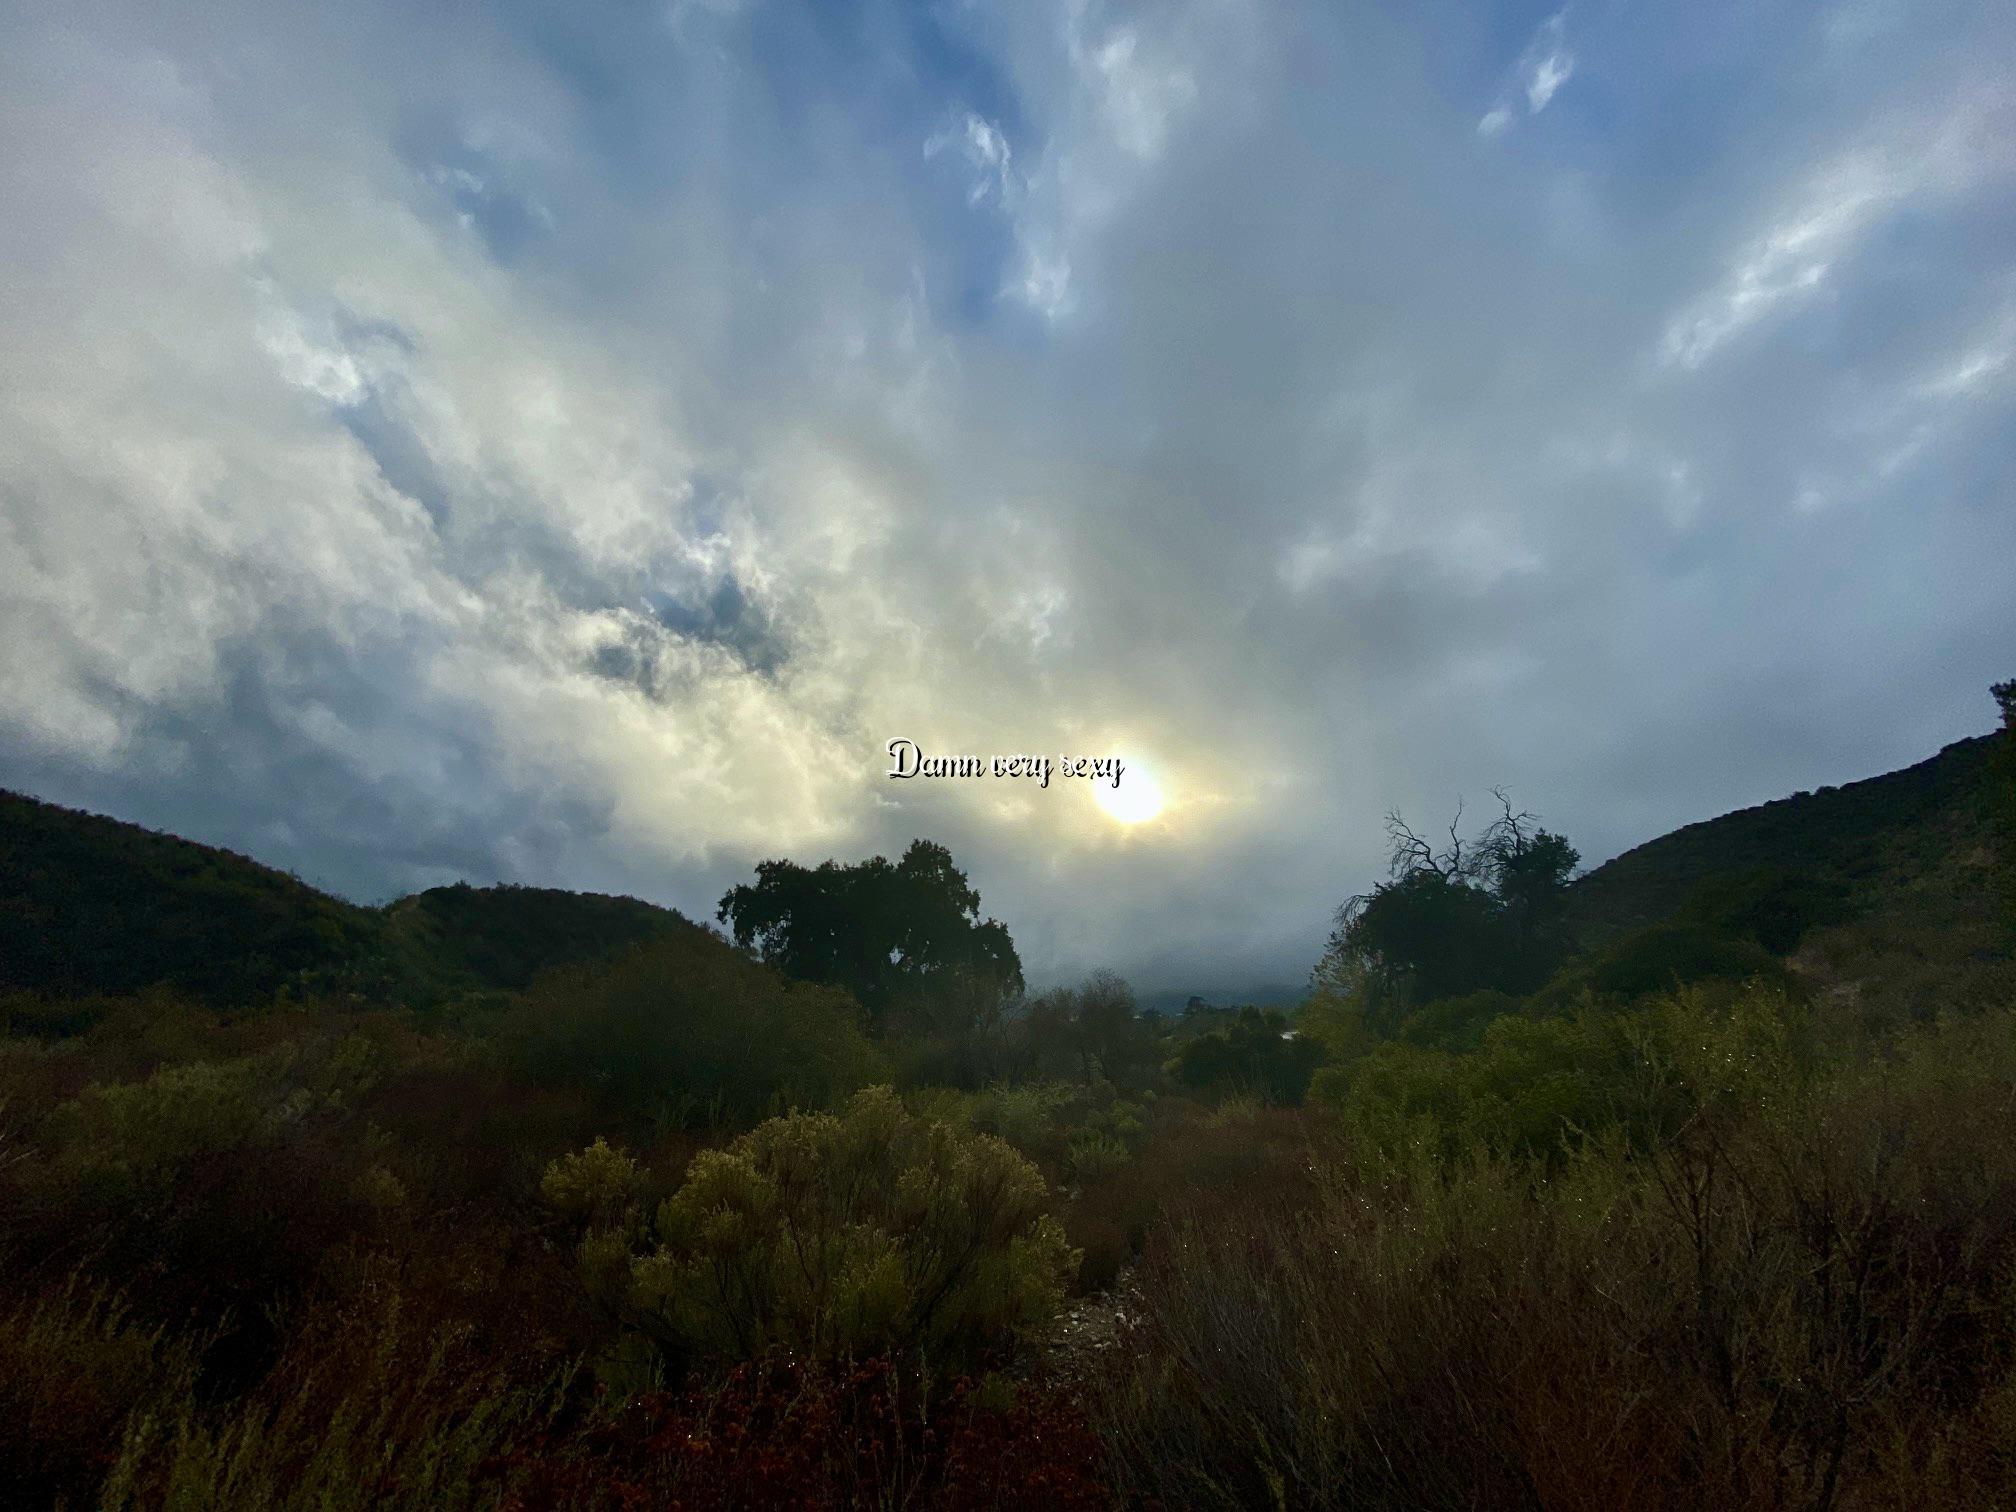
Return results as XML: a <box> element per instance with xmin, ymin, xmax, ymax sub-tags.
<box><xmin>1174</xmin><ymin>1007</ymin><xmax>1325</xmax><ymax>1105</ymax></box>
<box><xmin>1479</xmin><ymin>793</ymin><xmax>1581</xmax><ymax>980</ymax></box>
<box><xmin>716</xmin><ymin>841</ymin><xmax>1022</xmax><ymax>1031</ymax></box>
<box><xmin>1010</xmin><ymin>972</ymin><xmax>1160</xmax><ymax>1091</ymax></box>
<box><xmin>1317</xmin><ymin>795</ymin><xmax>1580</xmax><ymax>1037</ymax></box>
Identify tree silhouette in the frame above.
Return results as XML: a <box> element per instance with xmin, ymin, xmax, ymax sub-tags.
<box><xmin>1320</xmin><ymin>794</ymin><xmax>1580</xmax><ymax>1034</ymax></box>
<box><xmin>716</xmin><ymin>840</ymin><xmax>1022</xmax><ymax>1029</ymax></box>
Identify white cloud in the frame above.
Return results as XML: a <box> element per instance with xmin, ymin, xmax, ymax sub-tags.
<box><xmin>1525</xmin><ymin>47</ymin><xmax>1575</xmax><ymax>113</ymax></box>
<box><xmin>1479</xmin><ymin>8</ymin><xmax>1577</xmax><ymax>137</ymax></box>
<box><xmin>1661</xmin><ymin>91</ymin><xmax>2013</xmax><ymax>370</ymax></box>
<box><xmin>926</xmin><ymin>112</ymin><xmax>1018</xmax><ymax>208</ymax></box>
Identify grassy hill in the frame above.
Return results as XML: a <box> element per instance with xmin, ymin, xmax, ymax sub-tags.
<box><xmin>0</xmin><ymin>790</ymin><xmax>704</xmax><ymax>1008</ymax></box>
<box><xmin>379</xmin><ymin>881</ymin><xmax>710</xmax><ymax>1000</ymax></box>
<box><xmin>0</xmin><ymin>790</ymin><xmax>382</xmax><ymax>1003</ymax></box>
<box><xmin>1564</xmin><ymin>732</ymin><xmax>2008</xmax><ymax>1024</ymax></box>
<box><xmin>1568</xmin><ymin>733</ymin><xmax>2001</xmax><ymax>939</ymax></box>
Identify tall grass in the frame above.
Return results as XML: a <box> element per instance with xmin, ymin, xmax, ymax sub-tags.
<box><xmin>1091</xmin><ymin>1002</ymin><xmax>2016</xmax><ymax>1511</ymax></box>
<box><xmin>100</xmin><ymin>1281</ymin><xmax>573</xmax><ymax>1511</ymax></box>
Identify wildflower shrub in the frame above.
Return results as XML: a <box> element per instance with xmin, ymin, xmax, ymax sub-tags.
<box><xmin>553</xmin><ymin>1086</ymin><xmax>1078</xmax><ymax>1370</ymax></box>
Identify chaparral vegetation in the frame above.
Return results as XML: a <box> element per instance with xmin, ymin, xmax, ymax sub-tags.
<box><xmin>1</xmin><ymin>685</ymin><xmax>2012</xmax><ymax>1508</ymax></box>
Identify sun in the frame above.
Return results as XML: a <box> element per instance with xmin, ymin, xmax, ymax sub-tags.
<box><xmin>1093</xmin><ymin>762</ymin><xmax>1165</xmax><ymax>824</ymax></box>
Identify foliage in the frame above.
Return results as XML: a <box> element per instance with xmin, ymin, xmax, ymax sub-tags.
<box><xmin>1319</xmin><ymin>795</ymin><xmax>1580</xmax><ymax>1033</ymax></box>
<box><xmin>0</xmin><ymin>1284</ymin><xmax>199</xmax><ymax>1509</ymax></box>
<box><xmin>717</xmin><ymin>840</ymin><xmax>1023</xmax><ymax>1028</ymax></box>
<box><xmin>1095</xmin><ymin>997</ymin><xmax>2016</xmax><ymax>1512</ymax></box>
<box><xmin>1173</xmin><ymin>1006</ymin><xmax>1324</xmax><ymax>1104</ymax></box>
<box><xmin>578</xmin><ymin>1086</ymin><xmax>1077</xmax><ymax>1369</ymax></box>
<box><xmin>1535</xmin><ymin>920</ymin><xmax>1789</xmax><ymax>1006</ymax></box>
<box><xmin>1392</xmin><ymin>988</ymin><xmax>1521</xmax><ymax>1051</ymax></box>
<box><xmin>1679</xmin><ymin>865</ymin><xmax>1854</xmax><ymax>954</ymax></box>
<box><xmin>488</xmin><ymin>1353</ymin><xmax>1109</xmax><ymax>1510</ymax></box>
<box><xmin>0</xmin><ymin>789</ymin><xmax>381</xmax><ymax>1004</ymax></box>
<box><xmin>102</xmin><ymin>1279</ymin><xmax>573</xmax><ymax>1512</ymax></box>
<box><xmin>1008</xmin><ymin>970</ymin><xmax>1162</xmax><ymax>1091</ymax></box>
<box><xmin>538</xmin><ymin>1136</ymin><xmax>642</xmax><ymax>1228</ymax></box>
<box><xmin>506</xmin><ymin>933</ymin><xmax>883</xmax><ymax>1128</ymax></box>
<box><xmin>1312</xmin><ymin>1002</ymin><xmax>1652</xmax><ymax>1161</ymax></box>
<box><xmin>1063</xmin><ymin>1100</ymin><xmax>1341</xmax><ymax>1292</ymax></box>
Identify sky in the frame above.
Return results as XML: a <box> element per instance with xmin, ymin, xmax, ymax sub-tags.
<box><xmin>2</xmin><ymin>0</ymin><xmax>2012</xmax><ymax>995</ymax></box>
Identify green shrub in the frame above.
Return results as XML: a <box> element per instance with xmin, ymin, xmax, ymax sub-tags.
<box><xmin>1394</xmin><ymin>988</ymin><xmax>1521</xmax><ymax>1051</ymax></box>
<box><xmin>1064</xmin><ymin>1130</ymin><xmax>1131</xmax><ymax>1186</ymax></box>
<box><xmin>539</xmin><ymin>1136</ymin><xmax>642</xmax><ymax>1228</ymax></box>
<box><xmin>1313</xmin><ymin>1006</ymin><xmax>1648</xmax><ymax>1161</ymax></box>
<box><xmin>582</xmin><ymin>1086</ymin><xmax>1077</xmax><ymax>1370</ymax></box>
<box><xmin>1174</xmin><ymin>1008</ymin><xmax>1325</xmax><ymax>1105</ymax></box>
<box><xmin>964</xmin><ymin>1080</ymin><xmax>1075</xmax><ymax>1157</ymax></box>
<box><xmin>1541</xmin><ymin>920</ymin><xmax>1788</xmax><ymax>1006</ymax></box>
<box><xmin>506</xmin><ymin>936</ymin><xmax>884</xmax><ymax>1129</ymax></box>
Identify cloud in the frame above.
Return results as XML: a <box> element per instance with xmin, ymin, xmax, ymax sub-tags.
<box><xmin>1660</xmin><ymin>86</ymin><xmax>2013</xmax><ymax>370</ymax></box>
<box><xmin>1479</xmin><ymin>8</ymin><xmax>1577</xmax><ymax>136</ymax></box>
<box><xmin>926</xmin><ymin>112</ymin><xmax>1018</xmax><ymax>208</ymax></box>
<box><xmin>1</xmin><ymin>0</ymin><xmax>2013</xmax><ymax>991</ymax></box>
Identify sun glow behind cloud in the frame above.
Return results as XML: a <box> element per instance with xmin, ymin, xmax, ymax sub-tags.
<box><xmin>1094</xmin><ymin>763</ymin><xmax>1165</xmax><ymax>825</ymax></box>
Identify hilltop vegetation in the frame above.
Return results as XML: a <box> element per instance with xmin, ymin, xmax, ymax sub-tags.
<box><xmin>0</xmin><ymin>793</ymin><xmax>381</xmax><ymax>1004</ymax></box>
<box><xmin>0</xmin><ymin>687</ymin><xmax>2011</xmax><ymax>1508</ymax></box>
<box><xmin>0</xmin><ymin>791</ymin><xmax>707</xmax><ymax>1013</ymax></box>
<box><xmin>1566</xmin><ymin>732</ymin><xmax>2002</xmax><ymax>943</ymax></box>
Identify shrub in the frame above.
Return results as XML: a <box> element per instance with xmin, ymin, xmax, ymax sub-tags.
<box><xmin>539</xmin><ymin>1137</ymin><xmax>641</xmax><ymax>1228</ymax></box>
<box><xmin>506</xmin><ymin>935</ymin><xmax>884</xmax><ymax>1129</ymax></box>
<box><xmin>1394</xmin><ymin>988</ymin><xmax>1521</xmax><ymax>1051</ymax></box>
<box><xmin>1313</xmin><ymin>1006</ymin><xmax>1649</xmax><ymax>1161</ymax></box>
<box><xmin>1064</xmin><ymin>1101</ymin><xmax>1337</xmax><ymax>1288</ymax></box>
<box><xmin>1064</xmin><ymin>1130</ymin><xmax>1131</xmax><ymax>1186</ymax></box>
<box><xmin>1175</xmin><ymin>1007</ymin><xmax>1325</xmax><ymax>1105</ymax></box>
<box><xmin>581</xmin><ymin>1086</ymin><xmax>1077</xmax><ymax>1370</ymax></box>
<box><xmin>488</xmin><ymin>1353</ymin><xmax>1109</xmax><ymax>1510</ymax></box>
<box><xmin>963</xmin><ymin>1080</ymin><xmax>1076</xmax><ymax>1159</ymax></box>
<box><xmin>1091</xmin><ymin>995</ymin><xmax>2016</xmax><ymax>1511</ymax></box>
<box><xmin>1541</xmin><ymin>920</ymin><xmax>1788</xmax><ymax>1005</ymax></box>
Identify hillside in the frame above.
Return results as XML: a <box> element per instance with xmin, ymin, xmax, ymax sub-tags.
<box><xmin>380</xmin><ymin>881</ymin><xmax>711</xmax><ymax>999</ymax></box>
<box><xmin>1567</xmin><ymin>733</ymin><xmax>2002</xmax><ymax>943</ymax></box>
<box><xmin>0</xmin><ymin>789</ymin><xmax>704</xmax><ymax>1007</ymax></box>
<box><xmin>0</xmin><ymin>790</ymin><xmax>381</xmax><ymax>1003</ymax></box>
